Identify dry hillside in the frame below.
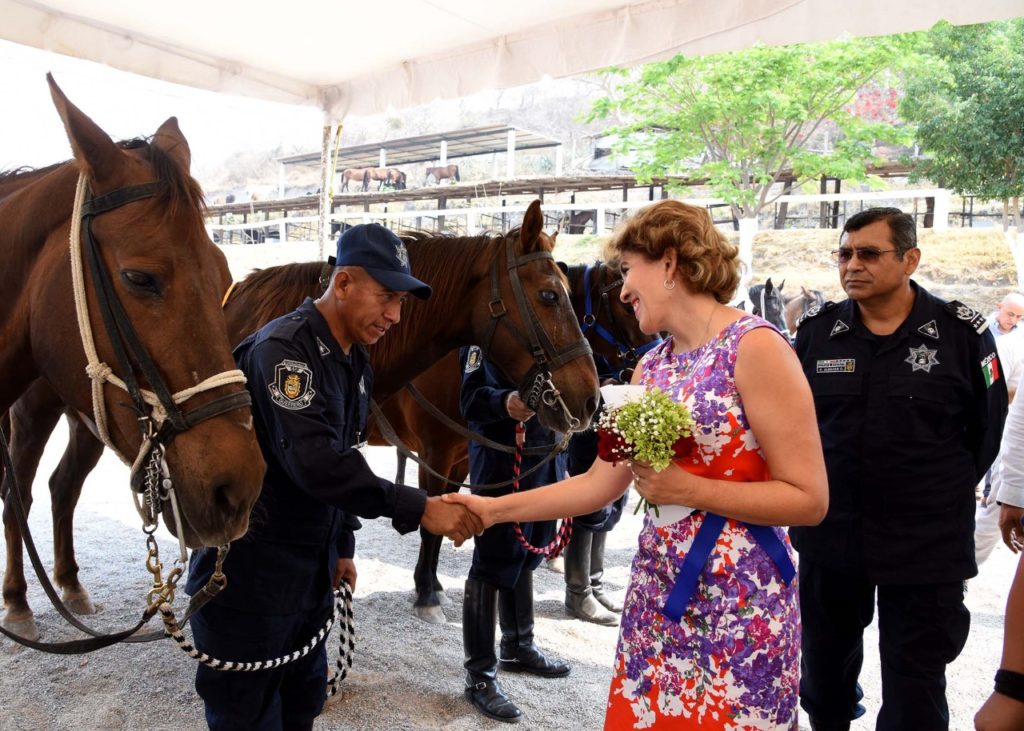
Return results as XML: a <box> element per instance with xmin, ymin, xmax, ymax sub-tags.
<box><xmin>558</xmin><ymin>228</ymin><xmax>1018</xmax><ymax>315</ymax></box>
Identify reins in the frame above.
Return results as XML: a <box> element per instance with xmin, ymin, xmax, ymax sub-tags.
<box><xmin>510</xmin><ymin>422</ymin><xmax>573</xmax><ymax>558</ymax></box>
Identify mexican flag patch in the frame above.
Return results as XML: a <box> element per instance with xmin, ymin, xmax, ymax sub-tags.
<box><xmin>981</xmin><ymin>352</ymin><xmax>1000</xmax><ymax>388</ymax></box>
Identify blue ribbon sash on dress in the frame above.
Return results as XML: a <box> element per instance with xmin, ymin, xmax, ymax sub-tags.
<box><xmin>661</xmin><ymin>512</ymin><xmax>796</xmax><ymax>623</ymax></box>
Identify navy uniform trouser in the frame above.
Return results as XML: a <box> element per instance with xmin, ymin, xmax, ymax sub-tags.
<box><xmin>798</xmin><ymin>558</ymin><xmax>971</xmax><ymax>731</ymax></box>
<box><xmin>469</xmin><ymin>518</ymin><xmax>556</xmax><ymax>590</ymax></box>
<box><xmin>191</xmin><ymin>600</ymin><xmax>330</xmax><ymax>731</ymax></box>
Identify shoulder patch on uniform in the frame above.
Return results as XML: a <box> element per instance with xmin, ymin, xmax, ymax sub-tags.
<box><xmin>945</xmin><ymin>301</ymin><xmax>988</xmax><ymax>335</ymax></box>
<box><xmin>796</xmin><ymin>301</ymin><xmax>838</xmax><ymax>329</ymax></box>
<box><xmin>268</xmin><ymin>359</ymin><xmax>316</xmax><ymax>410</ymax></box>
<box><xmin>464</xmin><ymin>346</ymin><xmax>482</xmax><ymax>374</ymax></box>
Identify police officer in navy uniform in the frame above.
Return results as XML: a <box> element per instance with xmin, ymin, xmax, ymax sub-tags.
<box><xmin>186</xmin><ymin>224</ymin><xmax>482</xmax><ymax>731</ymax></box>
<box><xmin>459</xmin><ymin>345</ymin><xmax>571</xmax><ymax>723</ymax></box>
<box><xmin>791</xmin><ymin>208</ymin><xmax>1008</xmax><ymax>731</ymax></box>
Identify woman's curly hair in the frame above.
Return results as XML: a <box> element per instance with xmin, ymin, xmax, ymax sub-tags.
<box><xmin>604</xmin><ymin>200</ymin><xmax>740</xmax><ymax>304</ymax></box>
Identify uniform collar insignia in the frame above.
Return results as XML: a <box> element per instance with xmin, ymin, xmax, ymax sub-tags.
<box><xmin>917</xmin><ymin>320</ymin><xmax>940</xmax><ymax>340</ymax></box>
<box><xmin>829</xmin><ymin>320</ymin><xmax>850</xmax><ymax>338</ymax></box>
<box><xmin>316</xmin><ymin>337</ymin><xmax>331</xmax><ymax>357</ymax></box>
<box><xmin>905</xmin><ymin>344</ymin><xmax>940</xmax><ymax>373</ymax></box>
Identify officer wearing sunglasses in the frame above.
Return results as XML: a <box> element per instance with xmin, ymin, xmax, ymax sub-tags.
<box><xmin>791</xmin><ymin>207</ymin><xmax>1009</xmax><ymax>731</ymax></box>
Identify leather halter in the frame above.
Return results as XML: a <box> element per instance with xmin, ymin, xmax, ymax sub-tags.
<box><xmin>578</xmin><ymin>263</ymin><xmax>661</xmax><ymax>380</ymax></box>
<box><xmin>478</xmin><ymin>235</ymin><xmax>593</xmax><ymax>419</ymax></box>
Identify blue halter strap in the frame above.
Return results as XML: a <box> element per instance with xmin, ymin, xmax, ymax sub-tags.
<box><xmin>581</xmin><ymin>263</ymin><xmax>662</xmax><ymax>362</ymax></box>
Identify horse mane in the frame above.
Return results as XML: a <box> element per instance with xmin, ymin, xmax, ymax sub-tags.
<box><xmin>0</xmin><ymin>138</ymin><xmax>205</xmax><ymax>224</ymax></box>
<box><xmin>225</xmin><ymin>261</ymin><xmax>326</xmax><ymax>333</ymax></box>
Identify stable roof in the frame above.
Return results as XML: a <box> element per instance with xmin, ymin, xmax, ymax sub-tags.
<box><xmin>277</xmin><ymin>125</ymin><xmax>561</xmax><ymax>170</ymax></box>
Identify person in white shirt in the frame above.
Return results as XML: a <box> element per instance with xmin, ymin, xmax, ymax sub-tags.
<box><xmin>976</xmin><ymin>293</ymin><xmax>1024</xmax><ymax>565</ymax></box>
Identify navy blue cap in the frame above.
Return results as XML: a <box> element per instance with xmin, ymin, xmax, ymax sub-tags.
<box><xmin>335</xmin><ymin>223</ymin><xmax>431</xmax><ymax>299</ymax></box>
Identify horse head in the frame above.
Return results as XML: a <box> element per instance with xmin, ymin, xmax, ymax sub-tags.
<box><xmin>453</xmin><ymin>164</ymin><xmax>460</xmax><ymax>182</ymax></box>
<box><xmin>748</xmin><ymin>277</ymin><xmax>787</xmax><ymax>332</ymax></box>
<box><xmin>11</xmin><ymin>76</ymin><xmax>265</xmax><ymax>547</ymax></box>
<box><xmin>472</xmin><ymin>201</ymin><xmax>598</xmax><ymax>431</ymax></box>
<box><xmin>566</xmin><ymin>261</ymin><xmax>660</xmax><ymax>384</ymax></box>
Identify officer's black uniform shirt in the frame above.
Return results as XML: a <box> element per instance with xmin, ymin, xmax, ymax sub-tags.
<box><xmin>187</xmin><ymin>298</ymin><xmax>427</xmax><ymax>613</ymax></box>
<box><xmin>790</xmin><ymin>281</ymin><xmax>1008</xmax><ymax>584</ymax></box>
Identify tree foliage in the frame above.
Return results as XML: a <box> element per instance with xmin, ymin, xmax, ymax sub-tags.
<box><xmin>901</xmin><ymin>20</ymin><xmax>1024</xmax><ymax>203</ymax></box>
<box><xmin>588</xmin><ymin>37</ymin><xmax>914</xmax><ymax>219</ymax></box>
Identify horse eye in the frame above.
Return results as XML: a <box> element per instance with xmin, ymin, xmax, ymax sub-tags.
<box><xmin>539</xmin><ymin>289</ymin><xmax>559</xmax><ymax>304</ymax></box>
<box><xmin>121</xmin><ymin>269</ymin><xmax>159</xmax><ymax>294</ymax></box>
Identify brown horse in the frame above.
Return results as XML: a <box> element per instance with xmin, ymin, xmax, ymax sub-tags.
<box><xmin>1</xmin><ymin>200</ymin><xmax>599</xmax><ymax>638</ymax></box>
<box><xmin>783</xmin><ymin>286</ymin><xmax>826</xmax><ymax>335</ymax></box>
<box><xmin>0</xmin><ymin>77</ymin><xmax>265</xmax><ymax>638</ymax></box>
<box><xmin>564</xmin><ymin>210</ymin><xmax>596</xmax><ymax>234</ymax></box>
<box><xmin>374</xmin><ymin>261</ymin><xmax>659</xmax><ymax>623</ymax></box>
<box><xmin>424</xmin><ymin>164</ymin><xmax>460</xmax><ymax>185</ymax></box>
<box><xmin>340</xmin><ymin>168</ymin><xmax>369</xmax><ymax>192</ymax></box>
<box><xmin>364</xmin><ymin>167</ymin><xmax>407</xmax><ymax>191</ymax></box>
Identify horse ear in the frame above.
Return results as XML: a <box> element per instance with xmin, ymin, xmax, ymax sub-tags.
<box><xmin>47</xmin><ymin>73</ymin><xmax>121</xmax><ymax>184</ymax></box>
<box><xmin>519</xmin><ymin>200</ymin><xmax>544</xmax><ymax>252</ymax></box>
<box><xmin>778</xmin><ymin>278</ymin><xmax>785</xmax><ymax>292</ymax></box>
<box><xmin>152</xmin><ymin>117</ymin><xmax>192</xmax><ymax>172</ymax></box>
<box><xmin>765</xmin><ymin>277</ymin><xmax>774</xmax><ymax>293</ymax></box>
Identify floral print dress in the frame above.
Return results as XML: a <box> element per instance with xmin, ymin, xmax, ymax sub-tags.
<box><xmin>605</xmin><ymin>316</ymin><xmax>800</xmax><ymax>730</ymax></box>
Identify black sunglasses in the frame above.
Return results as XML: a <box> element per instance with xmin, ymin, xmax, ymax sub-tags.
<box><xmin>831</xmin><ymin>247</ymin><xmax>899</xmax><ymax>264</ymax></box>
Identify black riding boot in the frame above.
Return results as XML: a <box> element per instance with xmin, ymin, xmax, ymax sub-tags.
<box><xmin>463</xmin><ymin>579</ymin><xmax>522</xmax><ymax>723</ymax></box>
<box><xmin>590</xmin><ymin>530</ymin><xmax>623</xmax><ymax>614</ymax></box>
<box><xmin>564</xmin><ymin>528</ymin><xmax>618</xmax><ymax>626</ymax></box>
<box><xmin>498</xmin><ymin>571</ymin><xmax>571</xmax><ymax>677</ymax></box>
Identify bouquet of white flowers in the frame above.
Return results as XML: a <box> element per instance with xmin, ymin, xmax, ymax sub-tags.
<box><xmin>596</xmin><ymin>386</ymin><xmax>696</xmax><ymax>515</ymax></box>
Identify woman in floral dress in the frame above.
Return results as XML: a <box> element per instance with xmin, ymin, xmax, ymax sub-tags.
<box><xmin>444</xmin><ymin>200</ymin><xmax>828</xmax><ymax>729</ymax></box>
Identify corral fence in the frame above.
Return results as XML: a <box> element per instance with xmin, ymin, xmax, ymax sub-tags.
<box><xmin>208</xmin><ymin>189</ymin><xmax>954</xmax><ymax>245</ymax></box>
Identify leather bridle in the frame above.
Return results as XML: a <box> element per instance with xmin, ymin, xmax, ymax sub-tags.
<box><xmin>478</xmin><ymin>235</ymin><xmax>593</xmax><ymax>431</ymax></box>
<box><xmin>576</xmin><ymin>262</ymin><xmax>661</xmax><ymax>382</ymax></box>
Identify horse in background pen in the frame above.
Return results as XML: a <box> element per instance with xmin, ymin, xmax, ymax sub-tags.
<box><xmin>424</xmin><ymin>164</ymin><xmax>460</xmax><ymax>185</ymax></box>
<box><xmin>365</xmin><ymin>167</ymin><xmax>407</xmax><ymax>191</ymax></box>
<box><xmin>340</xmin><ymin>168</ymin><xmax>369</xmax><ymax>192</ymax></box>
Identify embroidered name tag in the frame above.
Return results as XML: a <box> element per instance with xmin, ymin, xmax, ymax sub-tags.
<box><xmin>816</xmin><ymin>358</ymin><xmax>856</xmax><ymax>374</ymax></box>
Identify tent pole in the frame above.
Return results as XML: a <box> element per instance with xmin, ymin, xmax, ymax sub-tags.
<box><xmin>318</xmin><ymin>123</ymin><xmax>334</xmax><ymax>261</ymax></box>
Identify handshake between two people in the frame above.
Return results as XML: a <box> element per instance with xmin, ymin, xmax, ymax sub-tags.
<box><xmin>421</xmin><ymin>495</ymin><xmax>495</xmax><ymax>546</ymax></box>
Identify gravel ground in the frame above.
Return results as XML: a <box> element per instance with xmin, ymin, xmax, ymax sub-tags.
<box><xmin>0</xmin><ymin>241</ymin><xmax>1016</xmax><ymax>730</ymax></box>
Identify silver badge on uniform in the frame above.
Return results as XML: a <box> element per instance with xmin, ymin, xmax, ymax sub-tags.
<box><xmin>358</xmin><ymin>376</ymin><xmax>366</xmax><ymax>396</ymax></box>
<box><xmin>816</xmin><ymin>358</ymin><xmax>856</xmax><ymax>374</ymax></box>
<box><xmin>905</xmin><ymin>344</ymin><xmax>940</xmax><ymax>373</ymax></box>
<box><xmin>464</xmin><ymin>346</ymin><xmax>482</xmax><ymax>374</ymax></box>
<box><xmin>917</xmin><ymin>320</ymin><xmax>940</xmax><ymax>340</ymax></box>
<box><xmin>829</xmin><ymin>320</ymin><xmax>850</xmax><ymax>338</ymax></box>
<box><xmin>268</xmin><ymin>359</ymin><xmax>316</xmax><ymax>410</ymax></box>
<box><xmin>316</xmin><ymin>337</ymin><xmax>331</xmax><ymax>357</ymax></box>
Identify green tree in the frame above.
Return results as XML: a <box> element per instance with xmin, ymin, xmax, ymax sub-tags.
<box><xmin>588</xmin><ymin>37</ymin><xmax>914</xmax><ymax>282</ymax></box>
<box><xmin>901</xmin><ymin>20</ymin><xmax>1024</xmax><ymax>232</ymax></box>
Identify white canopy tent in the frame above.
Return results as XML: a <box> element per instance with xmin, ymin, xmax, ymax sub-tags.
<box><xmin>3</xmin><ymin>0</ymin><xmax>1020</xmax><ymax>253</ymax></box>
<box><xmin>3</xmin><ymin>0</ymin><xmax>1020</xmax><ymax>119</ymax></box>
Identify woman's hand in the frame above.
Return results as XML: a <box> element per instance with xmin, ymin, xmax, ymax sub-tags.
<box><xmin>441</xmin><ymin>492</ymin><xmax>497</xmax><ymax>531</ymax></box>
<box><xmin>631</xmin><ymin>461</ymin><xmax>700</xmax><ymax>508</ymax></box>
<box><xmin>975</xmin><ymin>691</ymin><xmax>1024</xmax><ymax>731</ymax></box>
